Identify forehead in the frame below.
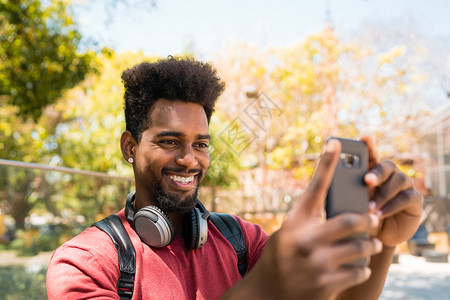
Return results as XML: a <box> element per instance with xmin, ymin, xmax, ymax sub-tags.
<box><xmin>148</xmin><ymin>99</ymin><xmax>209</xmax><ymax>134</ymax></box>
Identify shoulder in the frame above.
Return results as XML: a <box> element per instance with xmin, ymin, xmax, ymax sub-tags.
<box><xmin>232</xmin><ymin>215</ymin><xmax>269</xmax><ymax>239</ymax></box>
<box><xmin>209</xmin><ymin>213</ymin><xmax>269</xmax><ymax>246</ymax></box>
<box><xmin>63</xmin><ymin>224</ymin><xmax>114</xmax><ymax>249</ymax></box>
<box><xmin>46</xmin><ymin>213</ymin><xmax>126</xmax><ymax>299</ymax></box>
<box><xmin>210</xmin><ymin>214</ymin><xmax>270</xmax><ymax>271</ymax></box>
<box><xmin>55</xmin><ymin>209</ymin><xmax>135</xmax><ymax>255</ymax></box>
<box><xmin>49</xmin><ymin>217</ymin><xmax>120</xmax><ymax>272</ymax></box>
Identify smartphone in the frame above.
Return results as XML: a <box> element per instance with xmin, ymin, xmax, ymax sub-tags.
<box><xmin>325</xmin><ymin>137</ymin><xmax>369</xmax><ymax>267</ymax></box>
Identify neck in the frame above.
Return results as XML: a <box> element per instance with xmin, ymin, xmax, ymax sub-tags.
<box><xmin>133</xmin><ymin>187</ymin><xmax>158</xmax><ymax>212</ymax></box>
<box><xmin>133</xmin><ymin>187</ymin><xmax>195</xmax><ymax>238</ymax></box>
<box><xmin>168</xmin><ymin>212</ymin><xmax>184</xmax><ymax>237</ymax></box>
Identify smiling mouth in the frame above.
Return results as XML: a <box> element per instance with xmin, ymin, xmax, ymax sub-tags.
<box><xmin>168</xmin><ymin>174</ymin><xmax>195</xmax><ymax>184</ymax></box>
<box><xmin>164</xmin><ymin>172</ymin><xmax>198</xmax><ymax>190</ymax></box>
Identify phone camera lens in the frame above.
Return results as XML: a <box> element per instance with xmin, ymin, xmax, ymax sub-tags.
<box><xmin>341</xmin><ymin>153</ymin><xmax>359</xmax><ymax>168</ymax></box>
<box><xmin>346</xmin><ymin>155</ymin><xmax>354</xmax><ymax>165</ymax></box>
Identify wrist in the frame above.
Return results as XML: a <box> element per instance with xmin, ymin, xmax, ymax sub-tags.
<box><xmin>381</xmin><ymin>244</ymin><xmax>396</xmax><ymax>254</ymax></box>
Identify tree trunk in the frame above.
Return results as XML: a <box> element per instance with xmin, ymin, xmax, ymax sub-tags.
<box><xmin>8</xmin><ymin>170</ymin><xmax>41</xmax><ymax>230</ymax></box>
<box><xmin>10</xmin><ymin>192</ymin><xmax>34</xmax><ymax>230</ymax></box>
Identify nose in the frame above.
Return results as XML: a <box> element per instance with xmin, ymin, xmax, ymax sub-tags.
<box><xmin>175</xmin><ymin>146</ymin><xmax>198</xmax><ymax>170</ymax></box>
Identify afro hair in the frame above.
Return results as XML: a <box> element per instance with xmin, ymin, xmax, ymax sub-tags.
<box><xmin>121</xmin><ymin>56</ymin><xmax>225</xmax><ymax>142</ymax></box>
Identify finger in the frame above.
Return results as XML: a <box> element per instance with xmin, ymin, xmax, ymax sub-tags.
<box><xmin>359</xmin><ymin>135</ymin><xmax>379</xmax><ymax>169</ymax></box>
<box><xmin>371</xmin><ymin>171</ymin><xmax>414</xmax><ymax>210</ymax></box>
<box><xmin>311</xmin><ymin>238</ymin><xmax>382</xmax><ymax>271</ymax></box>
<box><xmin>318</xmin><ymin>267</ymin><xmax>372</xmax><ymax>297</ymax></box>
<box><xmin>296</xmin><ymin>213</ymin><xmax>379</xmax><ymax>253</ymax></box>
<box><xmin>293</xmin><ymin>139</ymin><xmax>341</xmax><ymax>217</ymax></box>
<box><xmin>377</xmin><ymin>189</ymin><xmax>423</xmax><ymax>219</ymax></box>
<box><xmin>364</xmin><ymin>160</ymin><xmax>398</xmax><ymax>190</ymax></box>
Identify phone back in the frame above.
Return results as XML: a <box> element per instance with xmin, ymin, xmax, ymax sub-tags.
<box><xmin>325</xmin><ymin>138</ymin><xmax>369</xmax><ymax>267</ymax></box>
<box><xmin>326</xmin><ymin>138</ymin><xmax>369</xmax><ymax>218</ymax></box>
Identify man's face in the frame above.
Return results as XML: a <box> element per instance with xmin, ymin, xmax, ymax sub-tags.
<box><xmin>133</xmin><ymin>99</ymin><xmax>210</xmax><ymax>213</ymax></box>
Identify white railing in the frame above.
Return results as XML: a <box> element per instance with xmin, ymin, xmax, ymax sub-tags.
<box><xmin>0</xmin><ymin>159</ymin><xmax>133</xmax><ymax>182</ymax></box>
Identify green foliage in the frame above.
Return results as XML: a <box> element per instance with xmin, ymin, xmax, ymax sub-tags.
<box><xmin>4</xmin><ymin>224</ymin><xmax>75</xmax><ymax>256</ymax></box>
<box><xmin>203</xmin><ymin>114</ymin><xmax>241</xmax><ymax>189</ymax></box>
<box><xmin>211</xmin><ymin>26</ymin><xmax>438</xmax><ymax>215</ymax></box>
<box><xmin>7</xmin><ymin>223</ymin><xmax>83</xmax><ymax>256</ymax></box>
<box><xmin>9</xmin><ymin>232</ymin><xmax>42</xmax><ymax>256</ymax></box>
<box><xmin>0</xmin><ymin>51</ymin><xmax>143</xmax><ymax>230</ymax></box>
<box><xmin>0</xmin><ymin>266</ymin><xmax>47</xmax><ymax>300</ymax></box>
<box><xmin>52</xmin><ymin>51</ymin><xmax>149</xmax><ymax>174</ymax></box>
<box><xmin>0</xmin><ymin>0</ymin><xmax>96</xmax><ymax>120</ymax></box>
<box><xmin>0</xmin><ymin>105</ymin><xmax>49</xmax><ymax>162</ymax></box>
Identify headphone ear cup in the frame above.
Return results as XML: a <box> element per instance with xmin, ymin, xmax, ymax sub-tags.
<box><xmin>184</xmin><ymin>209</ymin><xmax>198</xmax><ymax>249</ymax></box>
<box><xmin>134</xmin><ymin>206</ymin><xmax>174</xmax><ymax>248</ymax></box>
<box><xmin>184</xmin><ymin>207</ymin><xmax>208</xmax><ymax>249</ymax></box>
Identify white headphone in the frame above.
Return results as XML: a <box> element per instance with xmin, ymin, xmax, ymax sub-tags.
<box><xmin>125</xmin><ymin>191</ymin><xmax>210</xmax><ymax>249</ymax></box>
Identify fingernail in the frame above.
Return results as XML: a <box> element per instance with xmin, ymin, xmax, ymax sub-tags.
<box><xmin>369</xmin><ymin>213</ymin><xmax>380</xmax><ymax>228</ymax></box>
<box><xmin>374</xmin><ymin>238</ymin><xmax>383</xmax><ymax>252</ymax></box>
<box><xmin>326</xmin><ymin>140</ymin><xmax>337</xmax><ymax>153</ymax></box>
<box><xmin>366</xmin><ymin>173</ymin><xmax>378</xmax><ymax>184</ymax></box>
<box><xmin>368</xmin><ymin>201</ymin><xmax>377</xmax><ymax>211</ymax></box>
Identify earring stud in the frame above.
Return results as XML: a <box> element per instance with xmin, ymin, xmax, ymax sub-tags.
<box><xmin>128</xmin><ymin>158</ymin><xmax>134</xmax><ymax>164</ymax></box>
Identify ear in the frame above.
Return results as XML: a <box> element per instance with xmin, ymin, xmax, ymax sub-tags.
<box><xmin>121</xmin><ymin>131</ymin><xmax>137</xmax><ymax>163</ymax></box>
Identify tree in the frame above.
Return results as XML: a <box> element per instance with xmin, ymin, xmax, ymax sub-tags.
<box><xmin>201</xmin><ymin>113</ymin><xmax>241</xmax><ymax>211</ymax></box>
<box><xmin>0</xmin><ymin>0</ymin><xmax>96</xmax><ymax>120</ymax></box>
<box><xmin>211</xmin><ymin>24</ymin><xmax>445</xmax><ymax>214</ymax></box>
<box><xmin>0</xmin><ymin>104</ymin><xmax>57</xmax><ymax>229</ymax></box>
<box><xmin>0</xmin><ymin>0</ymin><xmax>98</xmax><ymax>229</ymax></box>
<box><xmin>0</xmin><ymin>0</ymin><xmax>162</xmax><ymax>231</ymax></box>
<box><xmin>0</xmin><ymin>50</ymin><xmax>134</xmax><ymax>229</ymax></box>
<box><xmin>344</xmin><ymin>19</ymin><xmax>449</xmax><ymax>157</ymax></box>
<box><xmin>211</xmin><ymin>29</ymin><xmax>353</xmax><ymax>214</ymax></box>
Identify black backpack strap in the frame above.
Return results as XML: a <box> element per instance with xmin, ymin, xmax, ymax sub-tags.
<box><xmin>92</xmin><ymin>215</ymin><xmax>136</xmax><ymax>300</ymax></box>
<box><xmin>209</xmin><ymin>213</ymin><xmax>248</xmax><ymax>277</ymax></box>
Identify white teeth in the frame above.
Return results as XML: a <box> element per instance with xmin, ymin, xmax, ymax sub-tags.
<box><xmin>169</xmin><ymin>175</ymin><xmax>194</xmax><ymax>183</ymax></box>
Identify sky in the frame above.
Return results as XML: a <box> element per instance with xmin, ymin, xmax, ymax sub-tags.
<box><xmin>75</xmin><ymin>0</ymin><xmax>450</xmax><ymax>58</ymax></box>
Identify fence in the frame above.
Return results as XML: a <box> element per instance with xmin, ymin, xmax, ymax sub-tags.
<box><xmin>0</xmin><ymin>159</ymin><xmax>136</xmax><ymax>299</ymax></box>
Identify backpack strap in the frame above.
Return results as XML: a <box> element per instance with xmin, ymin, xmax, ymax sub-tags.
<box><xmin>92</xmin><ymin>215</ymin><xmax>135</xmax><ymax>300</ymax></box>
<box><xmin>209</xmin><ymin>213</ymin><xmax>248</xmax><ymax>277</ymax></box>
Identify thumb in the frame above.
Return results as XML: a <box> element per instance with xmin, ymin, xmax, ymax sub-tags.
<box><xmin>291</xmin><ymin>138</ymin><xmax>341</xmax><ymax>219</ymax></box>
<box><xmin>359</xmin><ymin>135</ymin><xmax>379</xmax><ymax>169</ymax></box>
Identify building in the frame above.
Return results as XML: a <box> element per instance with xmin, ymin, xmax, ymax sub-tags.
<box><xmin>416</xmin><ymin>101</ymin><xmax>450</xmax><ymax>232</ymax></box>
<box><xmin>417</xmin><ymin>101</ymin><xmax>450</xmax><ymax>198</ymax></box>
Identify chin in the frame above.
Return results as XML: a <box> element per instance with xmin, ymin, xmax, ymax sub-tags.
<box><xmin>157</xmin><ymin>187</ymin><xmax>199</xmax><ymax>214</ymax></box>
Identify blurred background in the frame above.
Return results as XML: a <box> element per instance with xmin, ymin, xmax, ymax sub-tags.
<box><xmin>0</xmin><ymin>0</ymin><xmax>449</xmax><ymax>299</ymax></box>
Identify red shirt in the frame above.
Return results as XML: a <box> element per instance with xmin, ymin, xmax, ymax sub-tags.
<box><xmin>46</xmin><ymin>209</ymin><xmax>269</xmax><ymax>299</ymax></box>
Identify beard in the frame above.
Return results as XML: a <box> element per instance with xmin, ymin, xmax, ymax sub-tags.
<box><xmin>142</xmin><ymin>164</ymin><xmax>202</xmax><ymax>214</ymax></box>
<box><xmin>154</xmin><ymin>181</ymin><xmax>200</xmax><ymax>214</ymax></box>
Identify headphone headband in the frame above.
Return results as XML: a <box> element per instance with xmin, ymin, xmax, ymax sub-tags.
<box><xmin>125</xmin><ymin>191</ymin><xmax>135</xmax><ymax>224</ymax></box>
<box><xmin>124</xmin><ymin>190</ymin><xmax>209</xmax><ymax>249</ymax></box>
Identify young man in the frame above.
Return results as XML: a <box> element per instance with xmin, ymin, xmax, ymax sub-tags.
<box><xmin>47</xmin><ymin>57</ymin><xmax>422</xmax><ymax>299</ymax></box>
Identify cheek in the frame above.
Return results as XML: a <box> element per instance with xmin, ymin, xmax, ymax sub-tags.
<box><xmin>196</xmin><ymin>153</ymin><xmax>210</xmax><ymax>181</ymax></box>
<box><xmin>137</xmin><ymin>151</ymin><xmax>166</xmax><ymax>176</ymax></box>
<box><xmin>200</xmin><ymin>153</ymin><xmax>210</xmax><ymax>169</ymax></box>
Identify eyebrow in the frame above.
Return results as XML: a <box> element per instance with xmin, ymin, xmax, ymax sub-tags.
<box><xmin>156</xmin><ymin>131</ymin><xmax>210</xmax><ymax>140</ymax></box>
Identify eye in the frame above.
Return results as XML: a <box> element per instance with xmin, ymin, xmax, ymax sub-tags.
<box><xmin>159</xmin><ymin>140</ymin><xmax>178</xmax><ymax>146</ymax></box>
<box><xmin>195</xmin><ymin>142</ymin><xmax>209</xmax><ymax>149</ymax></box>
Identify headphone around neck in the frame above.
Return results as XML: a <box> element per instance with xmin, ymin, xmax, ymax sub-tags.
<box><xmin>125</xmin><ymin>191</ymin><xmax>210</xmax><ymax>249</ymax></box>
